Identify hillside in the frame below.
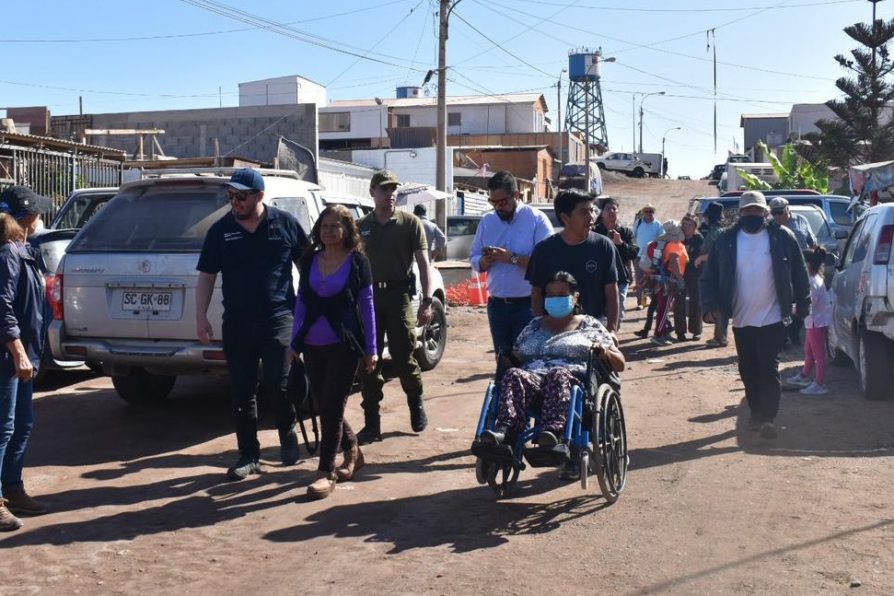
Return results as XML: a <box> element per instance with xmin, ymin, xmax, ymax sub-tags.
<box><xmin>600</xmin><ymin>171</ymin><xmax>717</xmax><ymax>224</ymax></box>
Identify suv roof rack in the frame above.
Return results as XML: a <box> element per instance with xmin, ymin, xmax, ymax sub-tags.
<box><xmin>133</xmin><ymin>166</ymin><xmax>304</xmax><ymax>180</ymax></box>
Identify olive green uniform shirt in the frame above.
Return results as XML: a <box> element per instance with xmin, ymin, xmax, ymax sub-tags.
<box><xmin>358</xmin><ymin>210</ymin><xmax>427</xmax><ymax>283</ymax></box>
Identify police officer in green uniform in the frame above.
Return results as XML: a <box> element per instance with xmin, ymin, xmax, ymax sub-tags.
<box><xmin>356</xmin><ymin>170</ymin><xmax>434</xmax><ymax>444</ymax></box>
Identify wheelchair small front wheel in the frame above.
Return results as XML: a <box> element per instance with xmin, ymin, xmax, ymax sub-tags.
<box><xmin>486</xmin><ymin>462</ymin><xmax>519</xmax><ymax>499</ymax></box>
<box><xmin>475</xmin><ymin>457</ymin><xmax>490</xmax><ymax>485</ymax></box>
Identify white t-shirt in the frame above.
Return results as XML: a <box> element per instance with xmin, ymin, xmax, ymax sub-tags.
<box><xmin>805</xmin><ymin>273</ymin><xmax>832</xmax><ymax>328</ymax></box>
<box><xmin>732</xmin><ymin>229</ymin><xmax>782</xmax><ymax>328</ymax></box>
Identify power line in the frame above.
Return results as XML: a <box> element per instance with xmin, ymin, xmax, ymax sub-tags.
<box><xmin>485</xmin><ymin>0</ymin><xmax>833</xmax><ymax>82</ymax></box>
<box><xmin>178</xmin><ymin>0</ymin><xmax>426</xmax><ymax>71</ymax></box>
<box><xmin>450</xmin><ymin>11</ymin><xmax>556</xmax><ymax>78</ymax></box>
<box><xmin>326</xmin><ymin>0</ymin><xmax>427</xmax><ymax>87</ymax></box>
<box><xmin>512</xmin><ymin>0</ymin><xmax>858</xmax><ymax>12</ymax></box>
<box><xmin>0</xmin><ymin>1</ymin><xmax>412</xmax><ymax>44</ymax></box>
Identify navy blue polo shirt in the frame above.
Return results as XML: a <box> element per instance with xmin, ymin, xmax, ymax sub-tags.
<box><xmin>197</xmin><ymin>206</ymin><xmax>305</xmax><ymax>320</ymax></box>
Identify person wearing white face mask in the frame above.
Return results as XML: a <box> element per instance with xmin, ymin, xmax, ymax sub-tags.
<box><xmin>480</xmin><ymin>272</ymin><xmax>624</xmax><ymax>463</ymax></box>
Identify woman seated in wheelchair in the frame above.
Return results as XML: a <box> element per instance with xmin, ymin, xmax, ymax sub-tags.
<box><xmin>481</xmin><ymin>270</ymin><xmax>625</xmax><ymax>448</ymax></box>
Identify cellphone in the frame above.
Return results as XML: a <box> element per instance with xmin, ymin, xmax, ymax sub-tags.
<box><xmin>484</xmin><ymin>246</ymin><xmax>499</xmax><ymax>254</ymax></box>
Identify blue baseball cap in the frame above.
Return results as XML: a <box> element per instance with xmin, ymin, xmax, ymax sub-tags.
<box><xmin>227</xmin><ymin>168</ymin><xmax>265</xmax><ymax>192</ymax></box>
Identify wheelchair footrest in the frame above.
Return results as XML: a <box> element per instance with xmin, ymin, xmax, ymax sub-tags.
<box><xmin>524</xmin><ymin>443</ymin><xmax>571</xmax><ymax>468</ymax></box>
<box><xmin>471</xmin><ymin>440</ymin><xmax>515</xmax><ymax>466</ymax></box>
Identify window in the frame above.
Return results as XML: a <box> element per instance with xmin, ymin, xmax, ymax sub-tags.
<box><xmin>829</xmin><ymin>201</ymin><xmax>851</xmax><ymax>226</ymax></box>
<box><xmin>319</xmin><ymin>111</ymin><xmax>351</xmax><ymax>133</ymax></box>
<box><xmin>396</xmin><ymin>114</ymin><xmax>411</xmax><ymax>128</ymax></box>
<box><xmin>69</xmin><ymin>185</ymin><xmax>231</xmax><ymax>252</ymax></box>
<box><xmin>448</xmin><ymin>112</ymin><xmax>461</xmax><ymax>127</ymax></box>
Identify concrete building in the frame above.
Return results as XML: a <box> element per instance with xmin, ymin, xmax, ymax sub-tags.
<box><xmin>239</xmin><ymin>75</ymin><xmax>327</xmax><ymax>108</ymax></box>
<box><xmin>51</xmin><ymin>104</ymin><xmax>317</xmax><ymax>165</ymax></box>
<box><xmin>740</xmin><ymin>113</ymin><xmax>789</xmax><ymax>159</ymax></box>
<box><xmin>319</xmin><ymin>92</ymin><xmax>549</xmax><ymax>151</ymax></box>
<box><xmin>788</xmin><ymin>103</ymin><xmax>837</xmax><ymax>139</ymax></box>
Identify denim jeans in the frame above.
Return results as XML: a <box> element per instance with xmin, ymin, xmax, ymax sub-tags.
<box><xmin>618</xmin><ymin>282</ymin><xmax>629</xmax><ymax>326</ymax></box>
<box><xmin>222</xmin><ymin>313</ymin><xmax>296</xmax><ymax>460</ymax></box>
<box><xmin>486</xmin><ymin>297</ymin><xmax>533</xmax><ymax>356</ymax></box>
<box><xmin>0</xmin><ymin>376</ymin><xmax>34</xmax><ymax>498</ymax></box>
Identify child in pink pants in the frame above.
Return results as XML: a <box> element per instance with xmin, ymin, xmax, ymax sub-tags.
<box><xmin>787</xmin><ymin>247</ymin><xmax>831</xmax><ymax>394</ymax></box>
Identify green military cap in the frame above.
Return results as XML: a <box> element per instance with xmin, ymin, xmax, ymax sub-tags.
<box><xmin>370</xmin><ymin>169</ymin><xmax>401</xmax><ymax>187</ymax></box>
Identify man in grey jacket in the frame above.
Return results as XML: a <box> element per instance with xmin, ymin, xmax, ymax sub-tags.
<box><xmin>700</xmin><ymin>191</ymin><xmax>810</xmax><ymax>439</ymax></box>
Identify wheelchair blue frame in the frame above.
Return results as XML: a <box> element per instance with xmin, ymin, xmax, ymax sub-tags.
<box><xmin>471</xmin><ymin>348</ymin><xmax>628</xmax><ymax>502</ymax></box>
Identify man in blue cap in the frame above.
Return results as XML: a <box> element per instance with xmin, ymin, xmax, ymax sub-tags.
<box><xmin>196</xmin><ymin>169</ymin><xmax>307</xmax><ymax>480</ymax></box>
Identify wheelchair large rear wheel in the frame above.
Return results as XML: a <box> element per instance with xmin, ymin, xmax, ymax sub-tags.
<box><xmin>486</xmin><ymin>461</ymin><xmax>519</xmax><ymax>498</ymax></box>
<box><xmin>593</xmin><ymin>384</ymin><xmax>627</xmax><ymax>503</ymax></box>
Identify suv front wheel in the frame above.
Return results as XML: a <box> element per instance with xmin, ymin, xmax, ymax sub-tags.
<box><xmin>112</xmin><ymin>369</ymin><xmax>177</xmax><ymax>405</ymax></box>
<box><xmin>416</xmin><ymin>296</ymin><xmax>447</xmax><ymax>371</ymax></box>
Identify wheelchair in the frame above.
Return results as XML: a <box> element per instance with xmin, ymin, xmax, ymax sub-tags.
<box><xmin>470</xmin><ymin>347</ymin><xmax>628</xmax><ymax>502</ymax></box>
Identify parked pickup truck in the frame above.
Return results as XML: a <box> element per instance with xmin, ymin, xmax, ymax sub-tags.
<box><xmin>827</xmin><ymin>203</ymin><xmax>894</xmax><ymax>400</ymax></box>
<box><xmin>48</xmin><ymin>169</ymin><xmax>448</xmax><ymax>404</ymax></box>
<box><xmin>595</xmin><ymin>152</ymin><xmax>659</xmax><ymax>178</ymax></box>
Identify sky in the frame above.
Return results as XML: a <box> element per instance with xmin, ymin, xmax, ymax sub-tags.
<box><xmin>1</xmin><ymin>0</ymin><xmax>887</xmax><ymax>179</ymax></box>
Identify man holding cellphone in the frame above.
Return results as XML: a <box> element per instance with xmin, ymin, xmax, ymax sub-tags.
<box><xmin>470</xmin><ymin>171</ymin><xmax>554</xmax><ymax>359</ymax></box>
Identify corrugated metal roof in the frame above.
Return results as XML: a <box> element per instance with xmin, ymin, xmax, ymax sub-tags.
<box><xmin>0</xmin><ymin>130</ymin><xmax>126</xmax><ymax>157</ymax></box>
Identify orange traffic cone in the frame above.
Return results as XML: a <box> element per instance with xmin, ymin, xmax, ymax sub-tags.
<box><xmin>467</xmin><ymin>271</ymin><xmax>489</xmax><ymax>306</ymax></box>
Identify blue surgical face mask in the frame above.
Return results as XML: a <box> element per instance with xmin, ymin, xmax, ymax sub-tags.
<box><xmin>544</xmin><ymin>295</ymin><xmax>575</xmax><ymax>318</ymax></box>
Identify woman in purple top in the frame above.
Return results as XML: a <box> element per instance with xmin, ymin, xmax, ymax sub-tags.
<box><xmin>291</xmin><ymin>205</ymin><xmax>377</xmax><ymax>500</ymax></box>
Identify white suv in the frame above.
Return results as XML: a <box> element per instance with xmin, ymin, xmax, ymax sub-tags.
<box><xmin>827</xmin><ymin>203</ymin><xmax>894</xmax><ymax>400</ymax></box>
<box><xmin>48</xmin><ymin>168</ymin><xmax>448</xmax><ymax>404</ymax></box>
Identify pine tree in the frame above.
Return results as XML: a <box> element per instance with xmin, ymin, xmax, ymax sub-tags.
<box><xmin>801</xmin><ymin>18</ymin><xmax>894</xmax><ymax>169</ymax></box>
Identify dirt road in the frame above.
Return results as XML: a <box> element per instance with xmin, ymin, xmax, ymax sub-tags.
<box><xmin>3</xmin><ymin>178</ymin><xmax>893</xmax><ymax>594</ymax></box>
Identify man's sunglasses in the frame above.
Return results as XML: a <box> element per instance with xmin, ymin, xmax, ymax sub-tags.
<box><xmin>488</xmin><ymin>197</ymin><xmax>509</xmax><ymax>208</ymax></box>
<box><xmin>228</xmin><ymin>189</ymin><xmax>258</xmax><ymax>202</ymax></box>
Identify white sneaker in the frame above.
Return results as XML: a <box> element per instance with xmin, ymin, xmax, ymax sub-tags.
<box><xmin>786</xmin><ymin>372</ymin><xmax>811</xmax><ymax>387</ymax></box>
<box><xmin>800</xmin><ymin>382</ymin><xmax>829</xmax><ymax>395</ymax></box>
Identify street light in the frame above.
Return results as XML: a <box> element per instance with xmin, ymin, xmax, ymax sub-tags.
<box><xmin>660</xmin><ymin>126</ymin><xmax>681</xmax><ymax>179</ymax></box>
<box><xmin>638</xmin><ymin>91</ymin><xmax>666</xmax><ymax>155</ymax></box>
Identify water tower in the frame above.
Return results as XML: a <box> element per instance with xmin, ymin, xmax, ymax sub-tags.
<box><xmin>565</xmin><ymin>48</ymin><xmax>610</xmax><ymax>153</ymax></box>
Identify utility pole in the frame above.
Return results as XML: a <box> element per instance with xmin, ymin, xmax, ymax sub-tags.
<box><xmin>557</xmin><ymin>75</ymin><xmax>563</xmax><ymax>167</ymax></box>
<box><xmin>436</xmin><ymin>0</ymin><xmax>459</xmax><ymax>233</ymax></box>
<box><xmin>638</xmin><ymin>91</ymin><xmax>665</xmax><ymax>155</ymax></box>
<box><xmin>660</xmin><ymin>127</ymin><xmax>680</xmax><ymax>179</ymax></box>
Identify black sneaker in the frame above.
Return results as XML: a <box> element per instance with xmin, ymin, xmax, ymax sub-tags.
<box><xmin>357</xmin><ymin>424</ymin><xmax>382</xmax><ymax>445</ymax></box>
<box><xmin>280</xmin><ymin>430</ymin><xmax>300</xmax><ymax>466</ymax></box>
<box><xmin>747</xmin><ymin>417</ymin><xmax>761</xmax><ymax>432</ymax></box>
<box><xmin>633</xmin><ymin>329</ymin><xmax>649</xmax><ymax>339</ymax></box>
<box><xmin>227</xmin><ymin>456</ymin><xmax>261</xmax><ymax>481</ymax></box>
<box><xmin>759</xmin><ymin>422</ymin><xmax>778</xmax><ymax>440</ymax></box>
<box><xmin>408</xmin><ymin>397</ymin><xmax>428</xmax><ymax>433</ymax></box>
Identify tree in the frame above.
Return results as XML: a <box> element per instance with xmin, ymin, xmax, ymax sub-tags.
<box><xmin>801</xmin><ymin>17</ymin><xmax>894</xmax><ymax>169</ymax></box>
<box><xmin>738</xmin><ymin>142</ymin><xmax>830</xmax><ymax>193</ymax></box>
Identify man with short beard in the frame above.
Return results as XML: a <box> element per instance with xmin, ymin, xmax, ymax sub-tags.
<box><xmin>700</xmin><ymin>191</ymin><xmax>809</xmax><ymax>440</ymax></box>
<box><xmin>470</xmin><ymin>171</ymin><xmax>553</xmax><ymax>359</ymax></box>
<box><xmin>196</xmin><ymin>169</ymin><xmax>306</xmax><ymax>480</ymax></box>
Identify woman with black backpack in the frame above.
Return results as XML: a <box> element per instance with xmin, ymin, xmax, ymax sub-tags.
<box><xmin>291</xmin><ymin>205</ymin><xmax>377</xmax><ymax>500</ymax></box>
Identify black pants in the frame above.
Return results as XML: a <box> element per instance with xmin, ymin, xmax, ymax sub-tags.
<box><xmin>674</xmin><ymin>273</ymin><xmax>703</xmax><ymax>338</ymax></box>
<box><xmin>222</xmin><ymin>313</ymin><xmax>296</xmax><ymax>459</ymax></box>
<box><xmin>304</xmin><ymin>343</ymin><xmax>359</xmax><ymax>473</ymax></box>
<box><xmin>732</xmin><ymin>322</ymin><xmax>786</xmax><ymax>423</ymax></box>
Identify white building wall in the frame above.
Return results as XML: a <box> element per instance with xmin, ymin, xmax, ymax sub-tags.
<box><xmin>318</xmin><ymin>105</ymin><xmax>388</xmax><ymax>140</ymax></box>
<box><xmin>348</xmin><ymin>146</ymin><xmax>453</xmax><ymax>190</ymax></box>
<box><xmin>788</xmin><ymin>104</ymin><xmax>836</xmax><ymax>138</ymax></box>
<box><xmin>239</xmin><ymin>76</ymin><xmax>327</xmax><ymax>107</ymax></box>
<box><xmin>391</xmin><ymin>103</ymin><xmax>539</xmax><ymax>135</ymax></box>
